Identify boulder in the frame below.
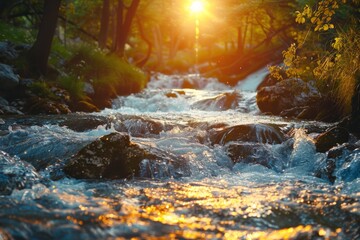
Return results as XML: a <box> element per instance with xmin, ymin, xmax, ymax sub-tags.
<box><xmin>64</xmin><ymin>133</ymin><xmax>146</xmax><ymax>179</ymax></box>
<box><xmin>0</xmin><ymin>151</ymin><xmax>41</xmax><ymax>195</ymax></box>
<box><xmin>0</xmin><ymin>42</ymin><xmax>18</xmax><ymax>63</ymax></box>
<box><xmin>226</xmin><ymin>142</ymin><xmax>272</xmax><ymax>167</ymax></box>
<box><xmin>337</xmin><ymin>150</ymin><xmax>360</xmax><ymax>182</ymax></box>
<box><xmin>191</xmin><ymin>91</ymin><xmax>241</xmax><ymax>111</ymax></box>
<box><xmin>315</xmin><ymin>126</ymin><xmax>349</xmax><ymax>153</ymax></box>
<box><xmin>165</xmin><ymin>90</ymin><xmax>185</xmax><ymax>98</ymax></box>
<box><xmin>0</xmin><ymin>63</ymin><xmax>19</xmax><ymax>90</ymax></box>
<box><xmin>26</xmin><ymin>97</ymin><xmax>71</xmax><ymax>114</ymax></box>
<box><xmin>64</xmin><ymin>133</ymin><xmax>190</xmax><ymax>179</ymax></box>
<box><xmin>0</xmin><ymin>96</ymin><xmax>23</xmax><ymax>115</ymax></box>
<box><xmin>256</xmin><ymin>78</ymin><xmax>321</xmax><ymax>116</ymax></box>
<box><xmin>113</xmin><ymin>115</ymin><xmax>164</xmax><ymax>137</ymax></box>
<box><xmin>209</xmin><ymin>123</ymin><xmax>286</xmax><ymax>145</ymax></box>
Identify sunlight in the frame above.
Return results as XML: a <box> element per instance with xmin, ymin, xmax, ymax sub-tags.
<box><xmin>190</xmin><ymin>0</ymin><xmax>204</xmax><ymax>14</ymax></box>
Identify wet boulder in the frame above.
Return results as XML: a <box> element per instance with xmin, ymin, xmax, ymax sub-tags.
<box><xmin>256</xmin><ymin>78</ymin><xmax>321</xmax><ymax>117</ymax></box>
<box><xmin>337</xmin><ymin>150</ymin><xmax>360</xmax><ymax>182</ymax></box>
<box><xmin>0</xmin><ymin>151</ymin><xmax>41</xmax><ymax>195</ymax></box>
<box><xmin>113</xmin><ymin>115</ymin><xmax>164</xmax><ymax>137</ymax></box>
<box><xmin>165</xmin><ymin>90</ymin><xmax>185</xmax><ymax>98</ymax></box>
<box><xmin>210</xmin><ymin>124</ymin><xmax>286</xmax><ymax>145</ymax></box>
<box><xmin>191</xmin><ymin>91</ymin><xmax>241</xmax><ymax>111</ymax></box>
<box><xmin>64</xmin><ymin>133</ymin><xmax>148</xmax><ymax>179</ymax></box>
<box><xmin>226</xmin><ymin>142</ymin><xmax>272</xmax><ymax>167</ymax></box>
<box><xmin>315</xmin><ymin>126</ymin><xmax>349</xmax><ymax>153</ymax></box>
<box><xmin>64</xmin><ymin>132</ymin><xmax>190</xmax><ymax>179</ymax></box>
<box><xmin>182</xmin><ymin>79</ymin><xmax>198</xmax><ymax>89</ymax></box>
<box><xmin>0</xmin><ymin>63</ymin><xmax>19</xmax><ymax>90</ymax></box>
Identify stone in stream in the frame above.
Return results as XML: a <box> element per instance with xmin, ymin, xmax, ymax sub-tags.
<box><xmin>0</xmin><ymin>151</ymin><xmax>41</xmax><ymax>195</ymax></box>
<box><xmin>226</xmin><ymin>142</ymin><xmax>273</xmax><ymax>167</ymax></box>
<box><xmin>256</xmin><ymin>78</ymin><xmax>321</xmax><ymax>117</ymax></box>
<box><xmin>113</xmin><ymin>115</ymin><xmax>164</xmax><ymax>137</ymax></box>
<box><xmin>191</xmin><ymin>91</ymin><xmax>241</xmax><ymax>111</ymax></box>
<box><xmin>314</xmin><ymin>126</ymin><xmax>349</xmax><ymax>153</ymax></box>
<box><xmin>209</xmin><ymin>123</ymin><xmax>286</xmax><ymax>145</ymax></box>
<box><xmin>64</xmin><ymin>132</ymin><xmax>190</xmax><ymax>179</ymax></box>
<box><xmin>0</xmin><ymin>63</ymin><xmax>19</xmax><ymax>90</ymax></box>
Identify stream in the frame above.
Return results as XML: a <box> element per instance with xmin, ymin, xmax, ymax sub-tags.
<box><xmin>0</xmin><ymin>72</ymin><xmax>359</xmax><ymax>239</ymax></box>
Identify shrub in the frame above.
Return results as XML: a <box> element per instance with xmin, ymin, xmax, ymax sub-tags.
<box><xmin>63</xmin><ymin>44</ymin><xmax>147</xmax><ymax>107</ymax></box>
<box><xmin>30</xmin><ymin>81</ymin><xmax>57</xmax><ymax>99</ymax></box>
<box><xmin>59</xmin><ymin>75</ymin><xmax>85</xmax><ymax>101</ymax></box>
<box><xmin>0</xmin><ymin>21</ymin><xmax>35</xmax><ymax>44</ymax></box>
<box><xmin>270</xmin><ymin>0</ymin><xmax>360</xmax><ymax>118</ymax></box>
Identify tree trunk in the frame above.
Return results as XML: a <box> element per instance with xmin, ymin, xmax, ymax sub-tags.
<box><xmin>114</xmin><ymin>0</ymin><xmax>124</xmax><ymax>52</ymax></box>
<box><xmin>136</xmin><ymin>18</ymin><xmax>152</xmax><ymax>67</ymax></box>
<box><xmin>27</xmin><ymin>0</ymin><xmax>61</xmax><ymax>76</ymax></box>
<box><xmin>115</xmin><ymin>0</ymin><xmax>140</xmax><ymax>56</ymax></box>
<box><xmin>99</xmin><ymin>0</ymin><xmax>110</xmax><ymax>49</ymax></box>
<box><xmin>237</xmin><ymin>26</ymin><xmax>243</xmax><ymax>55</ymax></box>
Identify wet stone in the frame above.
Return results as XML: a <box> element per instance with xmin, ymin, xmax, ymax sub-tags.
<box><xmin>64</xmin><ymin>132</ymin><xmax>147</xmax><ymax>179</ymax></box>
<box><xmin>191</xmin><ymin>91</ymin><xmax>241</xmax><ymax>111</ymax></box>
<box><xmin>210</xmin><ymin>123</ymin><xmax>286</xmax><ymax>145</ymax></box>
<box><xmin>64</xmin><ymin>132</ymin><xmax>190</xmax><ymax>180</ymax></box>
<box><xmin>0</xmin><ymin>151</ymin><xmax>41</xmax><ymax>195</ymax></box>
<box><xmin>0</xmin><ymin>63</ymin><xmax>19</xmax><ymax>90</ymax></box>
<box><xmin>315</xmin><ymin>126</ymin><xmax>349</xmax><ymax>153</ymax></box>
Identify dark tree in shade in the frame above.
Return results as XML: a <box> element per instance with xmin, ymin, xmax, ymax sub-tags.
<box><xmin>114</xmin><ymin>0</ymin><xmax>140</xmax><ymax>56</ymax></box>
<box><xmin>98</xmin><ymin>0</ymin><xmax>110</xmax><ymax>49</ymax></box>
<box><xmin>27</xmin><ymin>0</ymin><xmax>61</xmax><ymax>76</ymax></box>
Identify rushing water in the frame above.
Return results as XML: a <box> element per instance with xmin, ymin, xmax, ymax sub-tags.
<box><xmin>0</xmin><ymin>72</ymin><xmax>359</xmax><ymax>239</ymax></box>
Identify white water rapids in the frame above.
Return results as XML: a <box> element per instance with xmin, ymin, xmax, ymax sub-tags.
<box><xmin>0</xmin><ymin>72</ymin><xmax>359</xmax><ymax>239</ymax></box>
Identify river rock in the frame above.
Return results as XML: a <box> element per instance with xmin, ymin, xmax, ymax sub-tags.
<box><xmin>64</xmin><ymin>133</ymin><xmax>148</xmax><ymax>179</ymax></box>
<box><xmin>113</xmin><ymin>115</ymin><xmax>164</xmax><ymax>137</ymax></box>
<box><xmin>64</xmin><ymin>132</ymin><xmax>190</xmax><ymax>179</ymax></box>
<box><xmin>0</xmin><ymin>42</ymin><xmax>18</xmax><ymax>63</ymax></box>
<box><xmin>209</xmin><ymin>124</ymin><xmax>286</xmax><ymax>145</ymax></box>
<box><xmin>27</xmin><ymin>97</ymin><xmax>71</xmax><ymax>114</ymax></box>
<box><xmin>256</xmin><ymin>78</ymin><xmax>321</xmax><ymax>116</ymax></box>
<box><xmin>315</xmin><ymin>126</ymin><xmax>349</xmax><ymax>153</ymax></box>
<box><xmin>165</xmin><ymin>90</ymin><xmax>185</xmax><ymax>98</ymax></box>
<box><xmin>0</xmin><ymin>150</ymin><xmax>41</xmax><ymax>195</ymax></box>
<box><xmin>0</xmin><ymin>96</ymin><xmax>23</xmax><ymax>115</ymax></box>
<box><xmin>191</xmin><ymin>91</ymin><xmax>241</xmax><ymax>111</ymax></box>
<box><xmin>337</xmin><ymin>150</ymin><xmax>360</xmax><ymax>182</ymax></box>
<box><xmin>226</xmin><ymin>142</ymin><xmax>272</xmax><ymax>167</ymax></box>
<box><xmin>0</xmin><ymin>63</ymin><xmax>19</xmax><ymax>90</ymax></box>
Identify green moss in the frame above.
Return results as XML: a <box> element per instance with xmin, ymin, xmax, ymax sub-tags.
<box><xmin>0</xmin><ymin>21</ymin><xmax>35</xmax><ymax>44</ymax></box>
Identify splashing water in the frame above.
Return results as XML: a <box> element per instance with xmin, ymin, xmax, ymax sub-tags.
<box><xmin>0</xmin><ymin>74</ymin><xmax>359</xmax><ymax>239</ymax></box>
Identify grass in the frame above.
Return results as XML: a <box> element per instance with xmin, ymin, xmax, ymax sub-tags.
<box><xmin>61</xmin><ymin>44</ymin><xmax>147</xmax><ymax>106</ymax></box>
<box><xmin>0</xmin><ymin>21</ymin><xmax>35</xmax><ymax>44</ymax></box>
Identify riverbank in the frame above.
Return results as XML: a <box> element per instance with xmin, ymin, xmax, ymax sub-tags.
<box><xmin>0</xmin><ymin>41</ymin><xmax>147</xmax><ymax>115</ymax></box>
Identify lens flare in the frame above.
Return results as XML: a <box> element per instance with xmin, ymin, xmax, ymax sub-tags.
<box><xmin>190</xmin><ymin>1</ymin><xmax>204</xmax><ymax>13</ymax></box>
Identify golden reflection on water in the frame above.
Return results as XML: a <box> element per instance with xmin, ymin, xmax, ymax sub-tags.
<box><xmin>56</xmin><ymin>181</ymin><xmax>350</xmax><ymax>239</ymax></box>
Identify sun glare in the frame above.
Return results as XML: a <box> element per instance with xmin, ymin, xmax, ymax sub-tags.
<box><xmin>190</xmin><ymin>0</ymin><xmax>204</xmax><ymax>14</ymax></box>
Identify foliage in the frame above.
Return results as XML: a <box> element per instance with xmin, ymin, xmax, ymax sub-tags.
<box><xmin>59</xmin><ymin>74</ymin><xmax>85</xmax><ymax>101</ymax></box>
<box><xmin>0</xmin><ymin>21</ymin><xmax>35</xmax><ymax>44</ymax></box>
<box><xmin>63</xmin><ymin>44</ymin><xmax>147</xmax><ymax>103</ymax></box>
<box><xmin>270</xmin><ymin>0</ymin><xmax>360</xmax><ymax>116</ymax></box>
<box><xmin>29</xmin><ymin>81</ymin><xmax>57</xmax><ymax>99</ymax></box>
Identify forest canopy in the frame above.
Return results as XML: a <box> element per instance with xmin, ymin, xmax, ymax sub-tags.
<box><xmin>0</xmin><ymin>0</ymin><xmax>359</xmax><ymax>118</ymax></box>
